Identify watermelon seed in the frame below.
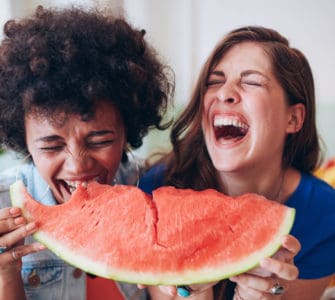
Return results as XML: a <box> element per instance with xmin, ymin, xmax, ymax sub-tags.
<box><xmin>94</xmin><ymin>221</ymin><xmax>100</xmax><ymax>226</ymax></box>
<box><xmin>81</xmin><ymin>203</ymin><xmax>86</xmax><ymax>209</ymax></box>
<box><xmin>228</xmin><ymin>224</ymin><xmax>234</xmax><ymax>233</ymax></box>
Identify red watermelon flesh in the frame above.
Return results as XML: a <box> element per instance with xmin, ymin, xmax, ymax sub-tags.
<box><xmin>10</xmin><ymin>180</ymin><xmax>295</xmax><ymax>285</ymax></box>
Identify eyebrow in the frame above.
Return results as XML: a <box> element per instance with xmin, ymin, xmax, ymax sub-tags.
<box><xmin>87</xmin><ymin>130</ymin><xmax>116</xmax><ymax>137</ymax></box>
<box><xmin>34</xmin><ymin>135</ymin><xmax>62</xmax><ymax>143</ymax></box>
<box><xmin>34</xmin><ymin>130</ymin><xmax>116</xmax><ymax>142</ymax></box>
<box><xmin>208</xmin><ymin>70</ymin><xmax>225</xmax><ymax>77</ymax></box>
<box><xmin>209</xmin><ymin>69</ymin><xmax>270</xmax><ymax>82</ymax></box>
<box><xmin>241</xmin><ymin>70</ymin><xmax>270</xmax><ymax>80</ymax></box>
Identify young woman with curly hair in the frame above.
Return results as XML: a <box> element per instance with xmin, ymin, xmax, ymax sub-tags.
<box><xmin>0</xmin><ymin>6</ymin><xmax>173</xmax><ymax>300</ymax></box>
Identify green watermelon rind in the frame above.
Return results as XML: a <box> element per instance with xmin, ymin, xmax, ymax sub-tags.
<box><xmin>10</xmin><ymin>180</ymin><xmax>296</xmax><ymax>285</ymax></box>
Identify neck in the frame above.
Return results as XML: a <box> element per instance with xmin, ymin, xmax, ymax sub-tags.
<box><xmin>218</xmin><ymin>166</ymin><xmax>287</xmax><ymax>202</ymax></box>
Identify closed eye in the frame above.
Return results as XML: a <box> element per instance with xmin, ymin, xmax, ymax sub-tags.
<box><xmin>242</xmin><ymin>81</ymin><xmax>262</xmax><ymax>87</ymax></box>
<box><xmin>85</xmin><ymin>129</ymin><xmax>120</xmax><ymax>147</ymax></box>
<box><xmin>206</xmin><ymin>70</ymin><xmax>225</xmax><ymax>88</ymax></box>
<box><xmin>206</xmin><ymin>80</ymin><xmax>224</xmax><ymax>87</ymax></box>
<box><xmin>39</xmin><ymin>145</ymin><xmax>64</xmax><ymax>152</ymax></box>
<box><xmin>87</xmin><ymin>139</ymin><xmax>115</xmax><ymax>147</ymax></box>
<box><xmin>35</xmin><ymin>135</ymin><xmax>65</xmax><ymax>152</ymax></box>
<box><xmin>241</xmin><ymin>71</ymin><xmax>268</xmax><ymax>87</ymax></box>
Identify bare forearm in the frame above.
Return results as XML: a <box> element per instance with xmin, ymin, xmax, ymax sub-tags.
<box><xmin>0</xmin><ymin>272</ymin><xmax>26</xmax><ymax>300</ymax></box>
<box><xmin>282</xmin><ymin>276</ymin><xmax>332</xmax><ymax>300</ymax></box>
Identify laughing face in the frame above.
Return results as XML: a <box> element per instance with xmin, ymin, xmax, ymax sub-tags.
<box><xmin>25</xmin><ymin>100</ymin><xmax>126</xmax><ymax>203</ymax></box>
<box><xmin>202</xmin><ymin>42</ymin><xmax>301</xmax><ymax>174</ymax></box>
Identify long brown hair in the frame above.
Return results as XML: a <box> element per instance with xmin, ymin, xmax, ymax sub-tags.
<box><xmin>165</xmin><ymin>26</ymin><xmax>322</xmax><ymax>191</ymax></box>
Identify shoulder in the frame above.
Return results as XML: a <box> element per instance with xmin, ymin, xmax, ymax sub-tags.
<box><xmin>289</xmin><ymin>172</ymin><xmax>335</xmax><ymax>205</ymax></box>
<box><xmin>139</xmin><ymin>164</ymin><xmax>166</xmax><ymax>194</ymax></box>
<box><xmin>287</xmin><ymin>172</ymin><xmax>335</xmax><ymax>279</ymax></box>
<box><xmin>288</xmin><ymin>172</ymin><xmax>335</xmax><ymax>223</ymax></box>
<box><xmin>115</xmin><ymin>153</ymin><xmax>144</xmax><ymax>186</ymax></box>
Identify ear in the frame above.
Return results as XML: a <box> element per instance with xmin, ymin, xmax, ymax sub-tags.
<box><xmin>286</xmin><ymin>103</ymin><xmax>305</xmax><ymax>134</ymax></box>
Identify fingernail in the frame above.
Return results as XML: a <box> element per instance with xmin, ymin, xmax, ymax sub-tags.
<box><xmin>14</xmin><ymin>217</ymin><xmax>26</xmax><ymax>225</ymax></box>
<box><xmin>159</xmin><ymin>286</ymin><xmax>175</xmax><ymax>296</ymax></box>
<box><xmin>260</xmin><ymin>257</ymin><xmax>271</xmax><ymax>267</ymax></box>
<box><xmin>230</xmin><ymin>276</ymin><xmax>237</xmax><ymax>282</ymax></box>
<box><xmin>168</xmin><ymin>287</ymin><xmax>175</xmax><ymax>296</ymax></box>
<box><xmin>38</xmin><ymin>244</ymin><xmax>47</xmax><ymax>250</ymax></box>
<box><xmin>10</xmin><ymin>207</ymin><xmax>20</xmax><ymax>215</ymax></box>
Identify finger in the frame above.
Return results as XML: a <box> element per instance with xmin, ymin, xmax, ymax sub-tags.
<box><xmin>0</xmin><ymin>207</ymin><xmax>22</xmax><ymax>219</ymax></box>
<box><xmin>11</xmin><ymin>243</ymin><xmax>46</xmax><ymax>260</ymax></box>
<box><xmin>235</xmin><ymin>284</ymin><xmax>265</xmax><ymax>300</ymax></box>
<box><xmin>260</xmin><ymin>257</ymin><xmax>299</xmax><ymax>280</ymax></box>
<box><xmin>244</xmin><ymin>265</ymin><xmax>273</xmax><ymax>277</ymax></box>
<box><xmin>158</xmin><ymin>285</ymin><xmax>176</xmax><ymax>296</ymax></box>
<box><xmin>0</xmin><ymin>215</ymin><xmax>27</xmax><ymax>234</ymax></box>
<box><xmin>271</xmin><ymin>235</ymin><xmax>301</xmax><ymax>263</ymax></box>
<box><xmin>0</xmin><ymin>222</ymin><xmax>38</xmax><ymax>249</ymax></box>
<box><xmin>0</xmin><ymin>207</ymin><xmax>26</xmax><ymax>232</ymax></box>
<box><xmin>281</xmin><ymin>235</ymin><xmax>301</xmax><ymax>255</ymax></box>
<box><xmin>0</xmin><ymin>242</ymin><xmax>46</xmax><ymax>263</ymax></box>
<box><xmin>187</xmin><ymin>282</ymin><xmax>218</xmax><ymax>293</ymax></box>
<box><xmin>231</xmin><ymin>273</ymin><xmax>281</xmax><ymax>294</ymax></box>
<box><xmin>137</xmin><ymin>284</ymin><xmax>147</xmax><ymax>289</ymax></box>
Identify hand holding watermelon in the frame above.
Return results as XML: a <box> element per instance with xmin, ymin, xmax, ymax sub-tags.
<box><xmin>0</xmin><ymin>206</ymin><xmax>45</xmax><ymax>270</ymax></box>
<box><xmin>230</xmin><ymin>235</ymin><xmax>300</xmax><ymax>299</ymax></box>
<box><xmin>138</xmin><ymin>281</ymin><xmax>217</xmax><ymax>298</ymax></box>
<box><xmin>140</xmin><ymin>235</ymin><xmax>300</xmax><ymax>299</ymax></box>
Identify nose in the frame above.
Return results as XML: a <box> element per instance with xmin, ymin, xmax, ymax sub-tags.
<box><xmin>215</xmin><ymin>82</ymin><xmax>241</xmax><ymax>104</ymax></box>
<box><xmin>64</xmin><ymin>149</ymin><xmax>94</xmax><ymax>174</ymax></box>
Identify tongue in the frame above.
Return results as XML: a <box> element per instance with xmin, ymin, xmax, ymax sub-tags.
<box><xmin>215</xmin><ymin>125</ymin><xmax>245</xmax><ymax>139</ymax></box>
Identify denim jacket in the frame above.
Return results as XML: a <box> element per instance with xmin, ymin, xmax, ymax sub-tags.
<box><xmin>0</xmin><ymin>155</ymin><xmax>147</xmax><ymax>300</ymax></box>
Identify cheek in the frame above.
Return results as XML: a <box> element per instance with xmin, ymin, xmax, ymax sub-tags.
<box><xmin>201</xmin><ymin>96</ymin><xmax>211</xmax><ymax>125</ymax></box>
<box><xmin>98</xmin><ymin>147</ymin><xmax>124</xmax><ymax>173</ymax></box>
<box><xmin>31</xmin><ymin>155</ymin><xmax>58</xmax><ymax>183</ymax></box>
<box><xmin>202</xmin><ymin>94</ymin><xmax>211</xmax><ymax>113</ymax></box>
<box><xmin>245</xmin><ymin>99</ymin><xmax>273</xmax><ymax>126</ymax></box>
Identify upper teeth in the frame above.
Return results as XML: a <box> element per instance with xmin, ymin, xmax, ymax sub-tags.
<box><xmin>213</xmin><ymin>116</ymin><xmax>248</xmax><ymax>130</ymax></box>
<box><xmin>64</xmin><ymin>177</ymin><xmax>99</xmax><ymax>192</ymax></box>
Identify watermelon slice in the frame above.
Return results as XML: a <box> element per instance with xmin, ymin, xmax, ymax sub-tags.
<box><xmin>10</xmin><ymin>180</ymin><xmax>295</xmax><ymax>285</ymax></box>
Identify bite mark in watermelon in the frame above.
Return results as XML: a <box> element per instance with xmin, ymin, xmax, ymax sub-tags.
<box><xmin>10</xmin><ymin>180</ymin><xmax>295</xmax><ymax>285</ymax></box>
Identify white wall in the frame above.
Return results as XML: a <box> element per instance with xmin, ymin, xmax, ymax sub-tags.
<box><xmin>3</xmin><ymin>0</ymin><xmax>124</xmax><ymax>19</ymax></box>
<box><xmin>123</xmin><ymin>0</ymin><xmax>335</xmax><ymax>159</ymax></box>
<box><xmin>1</xmin><ymin>0</ymin><xmax>334</xmax><ymax>160</ymax></box>
<box><xmin>0</xmin><ymin>1</ymin><xmax>11</xmax><ymax>37</ymax></box>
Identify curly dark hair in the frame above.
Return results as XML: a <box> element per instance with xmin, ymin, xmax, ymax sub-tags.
<box><xmin>0</xmin><ymin>6</ymin><xmax>174</xmax><ymax>157</ymax></box>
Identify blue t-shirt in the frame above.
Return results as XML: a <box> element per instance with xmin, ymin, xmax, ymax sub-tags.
<box><xmin>139</xmin><ymin>165</ymin><xmax>335</xmax><ymax>279</ymax></box>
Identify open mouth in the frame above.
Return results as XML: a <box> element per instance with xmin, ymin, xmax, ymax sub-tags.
<box><xmin>62</xmin><ymin>177</ymin><xmax>102</xmax><ymax>194</ymax></box>
<box><xmin>213</xmin><ymin>115</ymin><xmax>249</xmax><ymax>143</ymax></box>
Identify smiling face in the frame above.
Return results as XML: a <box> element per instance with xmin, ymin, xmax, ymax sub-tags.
<box><xmin>202</xmin><ymin>42</ymin><xmax>303</xmax><ymax>175</ymax></box>
<box><xmin>25</xmin><ymin>100</ymin><xmax>126</xmax><ymax>203</ymax></box>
